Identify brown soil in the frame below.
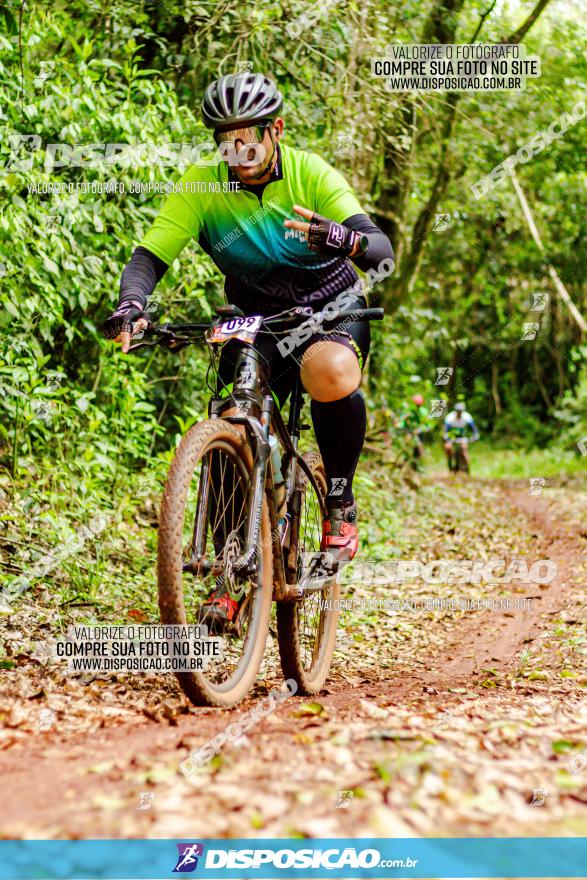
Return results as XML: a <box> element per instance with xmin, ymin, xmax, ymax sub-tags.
<box><xmin>1</xmin><ymin>478</ymin><xmax>586</xmax><ymax>840</ymax></box>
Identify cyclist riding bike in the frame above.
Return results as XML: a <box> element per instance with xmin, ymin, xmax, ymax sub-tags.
<box><xmin>398</xmin><ymin>393</ymin><xmax>428</xmax><ymax>466</ymax></box>
<box><xmin>104</xmin><ymin>72</ymin><xmax>394</xmax><ymax>627</ymax></box>
<box><xmin>443</xmin><ymin>402</ymin><xmax>480</xmax><ymax>471</ymax></box>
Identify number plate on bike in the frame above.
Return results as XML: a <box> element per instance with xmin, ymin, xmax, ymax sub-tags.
<box><xmin>210</xmin><ymin>315</ymin><xmax>262</xmax><ymax>344</ymax></box>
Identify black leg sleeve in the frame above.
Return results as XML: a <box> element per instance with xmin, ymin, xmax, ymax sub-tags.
<box><xmin>310</xmin><ymin>390</ymin><xmax>366</xmax><ymax>505</ymax></box>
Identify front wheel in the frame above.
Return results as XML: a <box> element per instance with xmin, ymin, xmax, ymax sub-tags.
<box><xmin>157</xmin><ymin>419</ymin><xmax>273</xmax><ymax>707</ymax></box>
<box><xmin>276</xmin><ymin>452</ymin><xmax>340</xmax><ymax>695</ymax></box>
<box><xmin>456</xmin><ymin>444</ymin><xmax>470</xmax><ymax>474</ymax></box>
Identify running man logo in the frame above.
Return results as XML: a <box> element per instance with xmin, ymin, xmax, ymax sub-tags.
<box><xmin>531</xmin><ymin>293</ymin><xmax>549</xmax><ymax>311</ymax></box>
<box><xmin>45</xmin><ymin>375</ymin><xmax>63</xmax><ymax>392</ymax></box>
<box><xmin>429</xmin><ymin>399</ymin><xmax>447</xmax><ymax>418</ymax></box>
<box><xmin>33</xmin><ymin>61</ymin><xmax>55</xmax><ymax>88</ymax></box>
<box><xmin>31</xmin><ymin>400</ymin><xmax>56</xmax><ymax>422</ymax></box>
<box><xmin>530</xmin><ymin>788</ymin><xmax>548</xmax><ymax>807</ymax></box>
<box><xmin>335</xmin><ymin>134</ymin><xmax>354</xmax><ymax>154</ymax></box>
<box><xmin>44</xmin><ymin>214</ymin><xmax>62</xmax><ymax>231</ymax></box>
<box><xmin>6</xmin><ymin>134</ymin><xmax>43</xmax><ymax>172</ymax></box>
<box><xmin>432</xmin><ymin>213</ymin><xmax>451</xmax><ymax>232</ymax></box>
<box><xmin>522</xmin><ymin>322</ymin><xmax>540</xmax><ymax>341</ymax></box>
<box><xmin>173</xmin><ymin>843</ymin><xmax>204</xmax><ymax>873</ymax></box>
<box><xmin>38</xmin><ymin>708</ymin><xmax>56</xmax><ymax>731</ymax></box>
<box><xmin>145</xmin><ymin>296</ymin><xmax>161</xmax><ymax>316</ymax></box>
<box><xmin>137</xmin><ymin>792</ymin><xmax>154</xmax><ymax>810</ymax></box>
<box><xmin>435</xmin><ymin>366</ymin><xmax>453</xmax><ymax>385</ymax></box>
<box><xmin>234</xmin><ymin>400</ymin><xmax>249</xmax><ymax>417</ymax></box>
<box><xmin>435</xmin><ymin>710</ymin><xmax>453</xmax><ymax>730</ymax></box>
<box><xmin>329</xmin><ymin>477</ymin><xmax>347</xmax><ymax>496</ymax></box>
<box><xmin>136</xmin><ymin>479</ymin><xmax>155</xmax><ymax>498</ymax></box>
<box><xmin>336</xmin><ymin>790</ymin><xmax>354</xmax><ymax>808</ymax></box>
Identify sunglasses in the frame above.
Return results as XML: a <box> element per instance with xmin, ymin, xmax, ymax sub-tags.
<box><xmin>213</xmin><ymin>124</ymin><xmax>270</xmax><ymax>148</ymax></box>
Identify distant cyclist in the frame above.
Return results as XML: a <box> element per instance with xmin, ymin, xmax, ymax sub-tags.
<box><xmin>398</xmin><ymin>394</ymin><xmax>428</xmax><ymax>466</ymax></box>
<box><xmin>103</xmin><ymin>72</ymin><xmax>393</xmax><ymax>627</ymax></box>
<box><xmin>443</xmin><ymin>402</ymin><xmax>479</xmax><ymax>471</ymax></box>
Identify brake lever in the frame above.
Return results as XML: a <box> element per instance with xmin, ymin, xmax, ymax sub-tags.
<box><xmin>264</xmin><ymin>306</ymin><xmax>314</xmax><ymax>328</ymax></box>
<box><xmin>127</xmin><ymin>338</ymin><xmax>159</xmax><ymax>352</ymax></box>
<box><xmin>127</xmin><ymin>321</ymin><xmax>162</xmax><ymax>352</ymax></box>
<box><xmin>165</xmin><ymin>338</ymin><xmax>191</xmax><ymax>352</ymax></box>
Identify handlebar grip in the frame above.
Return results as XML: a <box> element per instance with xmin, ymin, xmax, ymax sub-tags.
<box><xmin>324</xmin><ymin>307</ymin><xmax>385</xmax><ymax>324</ymax></box>
<box><xmin>348</xmin><ymin>308</ymin><xmax>384</xmax><ymax>321</ymax></box>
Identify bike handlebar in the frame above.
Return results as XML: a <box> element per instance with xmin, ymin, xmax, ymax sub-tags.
<box><xmin>127</xmin><ymin>306</ymin><xmax>385</xmax><ymax>353</ymax></box>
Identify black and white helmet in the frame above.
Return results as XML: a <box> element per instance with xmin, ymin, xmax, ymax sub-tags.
<box><xmin>201</xmin><ymin>72</ymin><xmax>283</xmax><ymax>129</ymax></box>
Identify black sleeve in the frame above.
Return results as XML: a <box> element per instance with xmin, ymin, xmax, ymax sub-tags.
<box><xmin>118</xmin><ymin>246</ymin><xmax>169</xmax><ymax>310</ymax></box>
<box><xmin>343</xmin><ymin>213</ymin><xmax>394</xmax><ymax>274</ymax></box>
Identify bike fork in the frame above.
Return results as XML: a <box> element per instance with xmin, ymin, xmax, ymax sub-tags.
<box><xmin>233</xmin><ymin>394</ymin><xmax>274</xmax><ymax>576</ymax></box>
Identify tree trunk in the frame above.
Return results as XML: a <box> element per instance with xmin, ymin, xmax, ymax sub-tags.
<box><xmin>491</xmin><ymin>361</ymin><xmax>502</xmax><ymax>416</ymax></box>
<box><xmin>382</xmin><ymin>0</ymin><xmax>555</xmax><ymax>303</ymax></box>
<box><xmin>510</xmin><ymin>170</ymin><xmax>586</xmax><ymax>335</ymax></box>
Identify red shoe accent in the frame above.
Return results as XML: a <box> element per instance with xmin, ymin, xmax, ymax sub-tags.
<box><xmin>202</xmin><ymin>591</ymin><xmax>240</xmax><ymax>621</ymax></box>
<box><xmin>321</xmin><ymin>503</ymin><xmax>359</xmax><ymax>561</ymax></box>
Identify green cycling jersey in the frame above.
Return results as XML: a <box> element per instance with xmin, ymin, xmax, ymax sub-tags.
<box><xmin>140</xmin><ymin>144</ymin><xmax>363</xmax><ymax>289</ymax></box>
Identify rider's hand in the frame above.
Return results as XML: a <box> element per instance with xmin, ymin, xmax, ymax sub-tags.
<box><xmin>103</xmin><ymin>302</ymin><xmax>150</xmax><ymax>354</ymax></box>
<box><xmin>284</xmin><ymin>205</ymin><xmax>364</xmax><ymax>257</ymax></box>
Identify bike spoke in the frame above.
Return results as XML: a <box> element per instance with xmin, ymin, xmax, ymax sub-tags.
<box><xmin>208</xmin><ymin>464</ymin><xmax>246</xmax><ymax>556</ymax></box>
<box><xmin>178</xmin><ymin>444</ymin><xmax>260</xmax><ymax>688</ymax></box>
<box><xmin>295</xmin><ymin>472</ymin><xmax>329</xmax><ymax>673</ymax></box>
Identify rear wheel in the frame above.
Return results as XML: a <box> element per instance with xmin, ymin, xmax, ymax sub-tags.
<box><xmin>276</xmin><ymin>452</ymin><xmax>340</xmax><ymax>695</ymax></box>
<box><xmin>157</xmin><ymin>419</ymin><xmax>273</xmax><ymax>707</ymax></box>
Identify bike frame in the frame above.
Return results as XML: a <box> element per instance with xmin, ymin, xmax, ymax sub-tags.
<box><xmin>188</xmin><ymin>343</ymin><xmax>326</xmax><ymax>601</ymax></box>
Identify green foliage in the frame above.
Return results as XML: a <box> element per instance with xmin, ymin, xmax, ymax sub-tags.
<box><xmin>0</xmin><ymin>0</ymin><xmax>585</xmax><ymax>609</ymax></box>
<box><xmin>0</xmin><ymin>2</ymin><xmax>223</xmax><ymax>482</ymax></box>
<box><xmin>554</xmin><ymin>351</ymin><xmax>587</xmax><ymax>451</ymax></box>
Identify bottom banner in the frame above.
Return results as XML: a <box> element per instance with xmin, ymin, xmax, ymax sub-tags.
<box><xmin>0</xmin><ymin>837</ymin><xmax>586</xmax><ymax>879</ymax></box>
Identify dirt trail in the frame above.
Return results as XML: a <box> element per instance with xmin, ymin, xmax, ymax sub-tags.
<box><xmin>1</xmin><ymin>477</ymin><xmax>586</xmax><ymax>840</ymax></box>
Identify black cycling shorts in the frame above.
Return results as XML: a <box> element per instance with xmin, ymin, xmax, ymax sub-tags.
<box><xmin>216</xmin><ymin>293</ymin><xmax>370</xmax><ymax>407</ymax></box>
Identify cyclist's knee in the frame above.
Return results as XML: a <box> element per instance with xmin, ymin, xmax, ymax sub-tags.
<box><xmin>300</xmin><ymin>342</ymin><xmax>361</xmax><ymax>402</ymax></box>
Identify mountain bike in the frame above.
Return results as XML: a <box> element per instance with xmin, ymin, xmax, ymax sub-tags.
<box><xmin>448</xmin><ymin>436</ymin><xmax>470</xmax><ymax>474</ymax></box>
<box><xmin>129</xmin><ymin>303</ymin><xmax>384</xmax><ymax>706</ymax></box>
